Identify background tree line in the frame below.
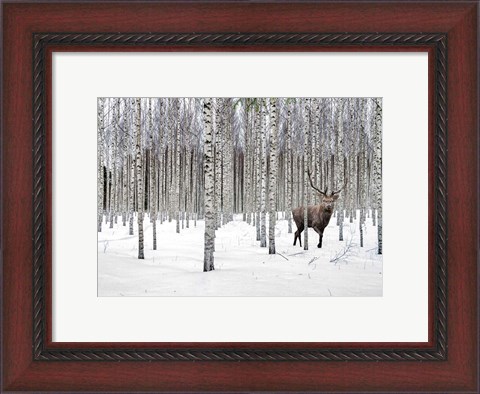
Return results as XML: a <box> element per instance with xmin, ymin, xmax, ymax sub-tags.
<box><xmin>97</xmin><ymin>97</ymin><xmax>382</xmax><ymax>271</ymax></box>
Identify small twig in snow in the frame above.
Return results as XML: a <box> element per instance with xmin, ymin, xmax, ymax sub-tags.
<box><xmin>308</xmin><ymin>256</ymin><xmax>320</xmax><ymax>265</ymax></box>
<box><xmin>330</xmin><ymin>229</ymin><xmax>357</xmax><ymax>264</ymax></box>
<box><xmin>277</xmin><ymin>253</ymin><xmax>289</xmax><ymax>261</ymax></box>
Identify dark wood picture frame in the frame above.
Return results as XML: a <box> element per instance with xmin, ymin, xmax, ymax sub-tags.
<box><xmin>2</xmin><ymin>1</ymin><xmax>478</xmax><ymax>392</ymax></box>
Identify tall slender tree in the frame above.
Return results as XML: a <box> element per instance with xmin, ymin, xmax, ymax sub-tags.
<box><xmin>303</xmin><ymin>99</ymin><xmax>310</xmax><ymax>250</ymax></box>
<box><xmin>286</xmin><ymin>100</ymin><xmax>293</xmax><ymax>234</ymax></box>
<box><xmin>135</xmin><ymin>98</ymin><xmax>144</xmax><ymax>259</ymax></box>
<box><xmin>336</xmin><ymin>99</ymin><xmax>345</xmax><ymax>241</ymax></box>
<box><xmin>373</xmin><ymin>98</ymin><xmax>383</xmax><ymax>254</ymax></box>
<box><xmin>268</xmin><ymin>98</ymin><xmax>278</xmax><ymax>254</ymax></box>
<box><xmin>259</xmin><ymin>99</ymin><xmax>267</xmax><ymax>248</ymax></box>
<box><xmin>109</xmin><ymin>99</ymin><xmax>119</xmax><ymax>228</ymax></box>
<box><xmin>175</xmin><ymin>98</ymin><xmax>181</xmax><ymax>233</ymax></box>
<box><xmin>97</xmin><ymin>98</ymin><xmax>105</xmax><ymax>232</ymax></box>
<box><xmin>203</xmin><ymin>98</ymin><xmax>215</xmax><ymax>271</ymax></box>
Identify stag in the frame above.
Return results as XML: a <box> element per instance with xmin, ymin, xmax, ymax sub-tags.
<box><xmin>292</xmin><ymin>169</ymin><xmax>344</xmax><ymax>248</ymax></box>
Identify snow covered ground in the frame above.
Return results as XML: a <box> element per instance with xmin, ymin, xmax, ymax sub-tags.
<box><xmin>98</xmin><ymin>212</ymin><xmax>382</xmax><ymax>297</ymax></box>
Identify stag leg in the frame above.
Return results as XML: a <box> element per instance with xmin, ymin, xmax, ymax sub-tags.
<box><xmin>313</xmin><ymin>226</ymin><xmax>323</xmax><ymax>248</ymax></box>
<box><xmin>294</xmin><ymin>230</ymin><xmax>301</xmax><ymax>247</ymax></box>
<box><xmin>293</xmin><ymin>224</ymin><xmax>304</xmax><ymax>247</ymax></box>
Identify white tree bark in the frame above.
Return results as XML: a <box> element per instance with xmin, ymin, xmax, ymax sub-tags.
<box><xmin>224</xmin><ymin>98</ymin><xmax>234</xmax><ymax>223</ymax></box>
<box><xmin>214</xmin><ymin>98</ymin><xmax>223</xmax><ymax>230</ymax></box>
<box><xmin>336</xmin><ymin>99</ymin><xmax>345</xmax><ymax>241</ymax></box>
<box><xmin>121</xmin><ymin>99</ymin><xmax>128</xmax><ymax>227</ymax></box>
<box><xmin>243</xmin><ymin>100</ymin><xmax>252</xmax><ymax>225</ymax></box>
<box><xmin>373</xmin><ymin>98</ymin><xmax>383</xmax><ymax>254</ymax></box>
<box><xmin>175</xmin><ymin>98</ymin><xmax>181</xmax><ymax>233</ymax></box>
<box><xmin>203</xmin><ymin>98</ymin><xmax>215</xmax><ymax>271</ymax></box>
<box><xmin>255</xmin><ymin>105</ymin><xmax>261</xmax><ymax>241</ymax></box>
<box><xmin>268</xmin><ymin>98</ymin><xmax>277</xmax><ymax>254</ymax></box>
<box><xmin>303</xmin><ymin>99</ymin><xmax>310</xmax><ymax>250</ymax></box>
<box><xmin>97</xmin><ymin>98</ymin><xmax>105</xmax><ymax>232</ymax></box>
<box><xmin>260</xmin><ymin>99</ymin><xmax>267</xmax><ymax>248</ymax></box>
<box><xmin>135</xmin><ymin>98</ymin><xmax>144</xmax><ymax>259</ymax></box>
<box><xmin>286</xmin><ymin>100</ymin><xmax>293</xmax><ymax>234</ymax></box>
<box><xmin>358</xmin><ymin>99</ymin><xmax>367</xmax><ymax>247</ymax></box>
<box><xmin>109</xmin><ymin>99</ymin><xmax>119</xmax><ymax>228</ymax></box>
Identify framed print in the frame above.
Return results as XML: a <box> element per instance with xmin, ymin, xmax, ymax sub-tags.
<box><xmin>2</xmin><ymin>1</ymin><xmax>478</xmax><ymax>393</ymax></box>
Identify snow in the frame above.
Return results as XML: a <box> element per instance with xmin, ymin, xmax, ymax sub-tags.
<box><xmin>98</xmin><ymin>213</ymin><xmax>382</xmax><ymax>297</ymax></box>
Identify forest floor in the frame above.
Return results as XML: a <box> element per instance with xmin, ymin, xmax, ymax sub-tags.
<box><xmin>98</xmin><ymin>211</ymin><xmax>382</xmax><ymax>297</ymax></box>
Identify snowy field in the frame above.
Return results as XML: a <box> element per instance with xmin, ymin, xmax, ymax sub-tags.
<box><xmin>98</xmin><ymin>212</ymin><xmax>382</xmax><ymax>297</ymax></box>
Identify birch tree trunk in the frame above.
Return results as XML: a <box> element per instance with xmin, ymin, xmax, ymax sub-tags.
<box><xmin>159</xmin><ymin>99</ymin><xmax>165</xmax><ymax>224</ymax></box>
<box><xmin>303</xmin><ymin>99</ymin><xmax>310</xmax><ymax>250</ymax></box>
<box><xmin>214</xmin><ymin>99</ymin><xmax>222</xmax><ymax>229</ymax></box>
<box><xmin>167</xmin><ymin>100</ymin><xmax>173</xmax><ymax>222</ymax></box>
<box><xmin>175</xmin><ymin>99</ymin><xmax>181</xmax><ymax>233</ymax></box>
<box><xmin>336</xmin><ymin>100</ymin><xmax>345</xmax><ymax>241</ymax></box>
<box><xmin>268</xmin><ymin>98</ymin><xmax>277</xmax><ymax>254</ymax></box>
<box><xmin>97</xmin><ymin>98</ymin><xmax>105</xmax><ymax>232</ymax></box>
<box><xmin>192</xmin><ymin>147</ymin><xmax>198</xmax><ymax>227</ymax></box>
<box><xmin>224</xmin><ymin>98</ymin><xmax>234</xmax><ymax>223</ymax></box>
<box><xmin>286</xmin><ymin>101</ymin><xmax>293</xmax><ymax>233</ymax></box>
<box><xmin>148</xmin><ymin>99</ymin><xmax>158</xmax><ymax>250</ymax></box>
<box><xmin>129</xmin><ymin>153</ymin><xmax>135</xmax><ymax>235</ymax></box>
<box><xmin>260</xmin><ymin>99</ymin><xmax>267</xmax><ymax>248</ymax></box>
<box><xmin>358</xmin><ymin>99</ymin><xmax>366</xmax><ymax>247</ymax></box>
<box><xmin>373</xmin><ymin>98</ymin><xmax>383</xmax><ymax>254</ymax></box>
<box><xmin>243</xmin><ymin>101</ymin><xmax>251</xmax><ymax>225</ymax></box>
<box><xmin>109</xmin><ymin>99</ymin><xmax>119</xmax><ymax>228</ymax></box>
<box><xmin>255</xmin><ymin>106</ymin><xmax>261</xmax><ymax>240</ymax></box>
<box><xmin>135</xmin><ymin>98</ymin><xmax>144</xmax><ymax>259</ymax></box>
<box><xmin>121</xmin><ymin>100</ymin><xmax>128</xmax><ymax>227</ymax></box>
<box><xmin>203</xmin><ymin>98</ymin><xmax>215</xmax><ymax>271</ymax></box>
<box><xmin>127</xmin><ymin>101</ymin><xmax>136</xmax><ymax>235</ymax></box>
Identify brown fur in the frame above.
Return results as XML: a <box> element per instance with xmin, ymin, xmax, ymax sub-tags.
<box><xmin>292</xmin><ymin>194</ymin><xmax>339</xmax><ymax>248</ymax></box>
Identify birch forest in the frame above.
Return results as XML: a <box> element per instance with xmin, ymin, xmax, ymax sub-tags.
<box><xmin>98</xmin><ymin>97</ymin><xmax>383</xmax><ymax>297</ymax></box>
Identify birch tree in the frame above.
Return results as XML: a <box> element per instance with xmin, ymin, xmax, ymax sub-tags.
<box><xmin>135</xmin><ymin>98</ymin><xmax>144</xmax><ymax>259</ymax></box>
<box><xmin>286</xmin><ymin>100</ymin><xmax>293</xmax><ymax>233</ymax></box>
<box><xmin>175</xmin><ymin>98</ymin><xmax>181</xmax><ymax>233</ymax></box>
<box><xmin>109</xmin><ymin>99</ymin><xmax>119</xmax><ymax>228</ymax></box>
<box><xmin>259</xmin><ymin>99</ymin><xmax>267</xmax><ymax>248</ymax></box>
<box><xmin>268</xmin><ymin>98</ymin><xmax>277</xmax><ymax>254</ymax></box>
<box><xmin>373</xmin><ymin>98</ymin><xmax>383</xmax><ymax>254</ymax></box>
<box><xmin>358</xmin><ymin>99</ymin><xmax>366</xmax><ymax>247</ymax></box>
<box><xmin>255</xmin><ymin>105</ymin><xmax>261</xmax><ymax>241</ymax></box>
<box><xmin>303</xmin><ymin>99</ymin><xmax>310</xmax><ymax>250</ymax></box>
<box><xmin>336</xmin><ymin>99</ymin><xmax>345</xmax><ymax>241</ymax></box>
<box><xmin>203</xmin><ymin>98</ymin><xmax>215</xmax><ymax>271</ymax></box>
<box><xmin>128</xmin><ymin>100</ymin><xmax>135</xmax><ymax>236</ymax></box>
<box><xmin>97</xmin><ymin>98</ymin><xmax>105</xmax><ymax>232</ymax></box>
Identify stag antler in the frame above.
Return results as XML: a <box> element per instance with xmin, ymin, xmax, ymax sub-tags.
<box><xmin>307</xmin><ymin>168</ymin><xmax>327</xmax><ymax>196</ymax></box>
<box><xmin>331</xmin><ymin>179</ymin><xmax>347</xmax><ymax>196</ymax></box>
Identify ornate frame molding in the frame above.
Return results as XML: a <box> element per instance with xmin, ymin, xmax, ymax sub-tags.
<box><xmin>32</xmin><ymin>32</ymin><xmax>447</xmax><ymax>361</ymax></box>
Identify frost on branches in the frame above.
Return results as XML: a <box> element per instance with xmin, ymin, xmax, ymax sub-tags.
<box><xmin>97</xmin><ymin>97</ymin><xmax>383</xmax><ymax>296</ymax></box>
